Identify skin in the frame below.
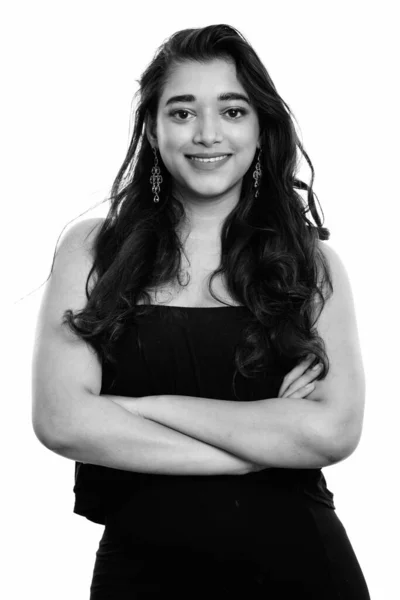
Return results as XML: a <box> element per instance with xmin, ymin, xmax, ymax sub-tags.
<box><xmin>108</xmin><ymin>65</ymin><xmax>365</xmax><ymax>464</ymax></box>
<box><xmin>146</xmin><ymin>58</ymin><xmax>261</xmax><ymax>247</ymax></box>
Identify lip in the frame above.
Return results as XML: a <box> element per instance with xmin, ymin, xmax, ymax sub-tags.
<box><xmin>186</xmin><ymin>153</ymin><xmax>232</xmax><ymax>158</ymax></box>
<box><xmin>185</xmin><ymin>154</ymin><xmax>231</xmax><ymax>171</ymax></box>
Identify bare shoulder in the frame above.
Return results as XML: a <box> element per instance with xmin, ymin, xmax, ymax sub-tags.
<box><xmin>316</xmin><ymin>239</ymin><xmax>353</xmax><ymax>293</ymax></box>
<box><xmin>317</xmin><ymin>239</ymin><xmax>343</xmax><ymax>264</ymax></box>
<box><xmin>45</xmin><ymin>216</ymin><xmax>106</xmax><ymax>329</ymax></box>
<box><xmin>315</xmin><ymin>239</ymin><xmax>358</xmax><ymax>331</ymax></box>
<box><xmin>57</xmin><ymin>217</ymin><xmax>105</xmax><ymax>259</ymax></box>
<box><xmin>53</xmin><ymin>217</ymin><xmax>106</xmax><ymax>285</ymax></box>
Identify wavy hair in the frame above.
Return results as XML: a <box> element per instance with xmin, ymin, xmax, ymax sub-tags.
<box><xmin>53</xmin><ymin>24</ymin><xmax>332</xmax><ymax>397</ymax></box>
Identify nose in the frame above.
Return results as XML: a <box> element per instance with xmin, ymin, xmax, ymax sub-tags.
<box><xmin>193</xmin><ymin>113</ymin><xmax>223</xmax><ymax>146</ymax></box>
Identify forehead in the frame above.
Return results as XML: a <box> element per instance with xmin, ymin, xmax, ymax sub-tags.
<box><xmin>161</xmin><ymin>59</ymin><xmax>245</xmax><ymax>98</ymax></box>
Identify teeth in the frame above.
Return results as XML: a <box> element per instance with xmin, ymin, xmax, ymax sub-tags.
<box><xmin>189</xmin><ymin>155</ymin><xmax>228</xmax><ymax>163</ymax></box>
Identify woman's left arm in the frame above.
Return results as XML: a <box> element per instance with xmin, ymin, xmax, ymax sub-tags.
<box><xmin>107</xmin><ymin>242</ymin><xmax>366</xmax><ymax>469</ymax></box>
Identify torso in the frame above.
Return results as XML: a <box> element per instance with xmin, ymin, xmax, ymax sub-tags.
<box><xmin>90</xmin><ymin>217</ymin><xmax>242</xmax><ymax>309</ymax></box>
<box><xmin>137</xmin><ymin>239</ymin><xmax>242</xmax><ymax>308</ymax></box>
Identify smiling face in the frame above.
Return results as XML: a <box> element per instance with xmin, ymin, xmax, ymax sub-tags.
<box><xmin>147</xmin><ymin>58</ymin><xmax>260</xmax><ymax>233</ymax></box>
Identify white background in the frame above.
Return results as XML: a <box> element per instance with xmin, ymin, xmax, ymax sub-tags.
<box><xmin>5</xmin><ymin>1</ymin><xmax>399</xmax><ymax>598</ymax></box>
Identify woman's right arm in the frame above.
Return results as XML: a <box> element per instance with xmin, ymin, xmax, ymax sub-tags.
<box><xmin>31</xmin><ymin>218</ymin><xmax>260</xmax><ymax>476</ymax></box>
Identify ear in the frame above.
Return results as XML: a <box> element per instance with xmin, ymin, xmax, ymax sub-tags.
<box><xmin>145</xmin><ymin>115</ymin><xmax>158</xmax><ymax>149</ymax></box>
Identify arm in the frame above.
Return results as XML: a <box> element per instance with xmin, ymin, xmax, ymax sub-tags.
<box><xmin>106</xmin><ymin>393</ymin><xmax>337</xmax><ymax>469</ymax></box>
<box><xmin>32</xmin><ymin>219</ymin><xmax>261</xmax><ymax>477</ymax></box>
<box><xmin>106</xmin><ymin>242</ymin><xmax>366</xmax><ymax>470</ymax></box>
<box><xmin>52</xmin><ymin>392</ymin><xmax>261</xmax><ymax>476</ymax></box>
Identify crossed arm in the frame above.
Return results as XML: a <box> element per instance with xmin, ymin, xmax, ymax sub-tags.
<box><xmin>105</xmin><ymin>243</ymin><xmax>365</xmax><ymax>471</ymax></box>
<box><xmin>105</xmin><ymin>392</ymin><xmax>346</xmax><ymax>469</ymax></box>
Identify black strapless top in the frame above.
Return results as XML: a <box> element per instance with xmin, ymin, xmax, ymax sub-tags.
<box><xmin>73</xmin><ymin>305</ymin><xmax>335</xmax><ymax>524</ymax></box>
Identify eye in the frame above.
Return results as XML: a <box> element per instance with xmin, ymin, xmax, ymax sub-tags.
<box><xmin>169</xmin><ymin>110</ymin><xmax>192</xmax><ymax>120</ymax></box>
<box><xmin>169</xmin><ymin>108</ymin><xmax>248</xmax><ymax>121</ymax></box>
<box><xmin>225</xmin><ymin>108</ymin><xmax>247</xmax><ymax>119</ymax></box>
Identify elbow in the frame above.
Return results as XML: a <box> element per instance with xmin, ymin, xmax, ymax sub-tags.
<box><xmin>32</xmin><ymin>412</ymin><xmax>76</xmax><ymax>452</ymax></box>
<box><xmin>323</xmin><ymin>419</ymin><xmax>363</xmax><ymax>464</ymax></box>
<box><xmin>32</xmin><ymin>389</ymin><xmax>99</xmax><ymax>451</ymax></box>
<box><xmin>33</xmin><ymin>430</ymin><xmax>70</xmax><ymax>454</ymax></box>
<box><xmin>32</xmin><ymin>426</ymin><xmax>67</xmax><ymax>453</ymax></box>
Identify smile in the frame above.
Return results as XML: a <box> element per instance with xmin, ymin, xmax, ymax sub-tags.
<box><xmin>188</xmin><ymin>155</ymin><xmax>229</xmax><ymax>163</ymax></box>
<box><xmin>185</xmin><ymin>154</ymin><xmax>231</xmax><ymax>170</ymax></box>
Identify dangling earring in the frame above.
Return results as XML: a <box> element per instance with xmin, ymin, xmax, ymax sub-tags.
<box><xmin>150</xmin><ymin>147</ymin><xmax>163</xmax><ymax>203</ymax></box>
<box><xmin>253</xmin><ymin>148</ymin><xmax>262</xmax><ymax>198</ymax></box>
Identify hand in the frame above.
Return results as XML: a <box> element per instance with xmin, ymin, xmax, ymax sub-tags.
<box><xmin>278</xmin><ymin>355</ymin><xmax>322</xmax><ymax>399</ymax></box>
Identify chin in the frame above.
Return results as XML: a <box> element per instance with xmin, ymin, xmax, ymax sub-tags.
<box><xmin>186</xmin><ymin>184</ymin><xmax>231</xmax><ymax>198</ymax></box>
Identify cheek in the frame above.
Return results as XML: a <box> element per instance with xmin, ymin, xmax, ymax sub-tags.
<box><xmin>160</xmin><ymin>136</ymin><xmax>188</xmax><ymax>170</ymax></box>
<box><xmin>160</xmin><ymin>151</ymin><xmax>187</xmax><ymax>182</ymax></box>
<box><xmin>159</xmin><ymin>121</ymin><xmax>187</xmax><ymax>147</ymax></box>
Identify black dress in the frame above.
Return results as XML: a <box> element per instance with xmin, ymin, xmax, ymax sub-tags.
<box><xmin>73</xmin><ymin>305</ymin><xmax>370</xmax><ymax>599</ymax></box>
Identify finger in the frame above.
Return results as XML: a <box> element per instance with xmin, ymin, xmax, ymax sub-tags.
<box><xmin>285</xmin><ymin>382</ymin><xmax>315</xmax><ymax>399</ymax></box>
<box><xmin>281</xmin><ymin>363</ymin><xmax>321</xmax><ymax>398</ymax></box>
<box><xmin>278</xmin><ymin>354</ymin><xmax>315</xmax><ymax>397</ymax></box>
<box><xmin>278</xmin><ymin>354</ymin><xmax>315</xmax><ymax>396</ymax></box>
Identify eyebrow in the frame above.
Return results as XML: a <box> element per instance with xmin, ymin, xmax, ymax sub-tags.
<box><xmin>165</xmin><ymin>92</ymin><xmax>250</xmax><ymax>107</ymax></box>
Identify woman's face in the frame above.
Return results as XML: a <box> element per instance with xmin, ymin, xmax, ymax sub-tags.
<box><xmin>152</xmin><ymin>58</ymin><xmax>260</xmax><ymax>203</ymax></box>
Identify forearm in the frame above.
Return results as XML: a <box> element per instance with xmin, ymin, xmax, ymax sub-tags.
<box><xmin>121</xmin><ymin>394</ymin><xmax>339</xmax><ymax>469</ymax></box>
<box><xmin>48</xmin><ymin>392</ymin><xmax>258</xmax><ymax>476</ymax></box>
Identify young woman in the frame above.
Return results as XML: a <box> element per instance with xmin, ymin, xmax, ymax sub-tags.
<box><xmin>32</xmin><ymin>24</ymin><xmax>370</xmax><ymax>599</ymax></box>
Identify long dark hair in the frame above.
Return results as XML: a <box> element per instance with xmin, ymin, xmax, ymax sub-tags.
<box><xmin>52</xmin><ymin>24</ymin><xmax>333</xmax><ymax>396</ymax></box>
